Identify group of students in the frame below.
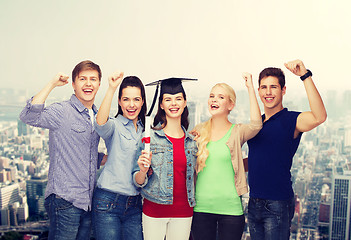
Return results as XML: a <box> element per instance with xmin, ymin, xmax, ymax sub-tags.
<box><xmin>19</xmin><ymin>59</ymin><xmax>327</xmax><ymax>240</ymax></box>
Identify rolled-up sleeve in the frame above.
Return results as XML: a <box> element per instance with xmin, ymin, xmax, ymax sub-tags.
<box><xmin>19</xmin><ymin>97</ymin><xmax>63</xmax><ymax>130</ymax></box>
<box><xmin>240</xmin><ymin>119</ymin><xmax>263</xmax><ymax>143</ymax></box>
<box><xmin>94</xmin><ymin>117</ymin><xmax>115</xmax><ymax>140</ymax></box>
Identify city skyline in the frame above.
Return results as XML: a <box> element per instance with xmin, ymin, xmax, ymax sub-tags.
<box><xmin>0</xmin><ymin>90</ymin><xmax>350</xmax><ymax>238</ymax></box>
<box><xmin>1</xmin><ymin>1</ymin><xmax>351</xmax><ymax>238</ymax></box>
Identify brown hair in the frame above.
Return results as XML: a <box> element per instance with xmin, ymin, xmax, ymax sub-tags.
<box><xmin>72</xmin><ymin>60</ymin><xmax>102</xmax><ymax>82</ymax></box>
<box><xmin>258</xmin><ymin>67</ymin><xmax>285</xmax><ymax>89</ymax></box>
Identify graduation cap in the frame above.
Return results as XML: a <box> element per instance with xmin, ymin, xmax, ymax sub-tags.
<box><xmin>146</xmin><ymin>77</ymin><xmax>197</xmax><ymax>116</ymax></box>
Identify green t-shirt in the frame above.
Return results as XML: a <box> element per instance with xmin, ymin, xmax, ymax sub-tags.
<box><xmin>194</xmin><ymin>124</ymin><xmax>243</xmax><ymax>215</ymax></box>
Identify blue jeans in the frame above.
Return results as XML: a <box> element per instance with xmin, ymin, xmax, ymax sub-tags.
<box><xmin>248</xmin><ymin>198</ymin><xmax>295</xmax><ymax>240</ymax></box>
<box><xmin>44</xmin><ymin>194</ymin><xmax>92</xmax><ymax>240</ymax></box>
<box><xmin>92</xmin><ymin>187</ymin><xmax>143</xmax><ymax>240</ymax></box>
<box><xmin>191</xmin><ymin>212</ymin><xmax>245</xmax><ymax>240</ymax></box>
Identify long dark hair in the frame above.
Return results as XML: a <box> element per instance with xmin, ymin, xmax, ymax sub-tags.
<box><xmin>153</xmin><ymin>91</ymin><xmax>189</xmax><ymax>130</ymax></box>
<box><xmin>115</xmin><ymin>76</ymin><xmax>147</xmax><ymax>127</ymax></box>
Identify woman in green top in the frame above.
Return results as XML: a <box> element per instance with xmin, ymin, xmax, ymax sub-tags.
<box><xmin>191</xmin><ymin>73</ymin><xmax>262</xmax><ymax>240</ymax></box>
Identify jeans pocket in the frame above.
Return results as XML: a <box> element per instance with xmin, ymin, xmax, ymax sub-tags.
<box><xmin>94</xmin><ymin>198</ymin><xmax>113</xmax><ymax>212</ymax></box>
<box><xmin>54</xmin><ymin>196</ymin><xmax>74</xmax><ymax>211</ymax></box>
<box><xmin>264</xmin><ymin>200</ymin><xmax>285</xmax><ymax>217</ymax></box>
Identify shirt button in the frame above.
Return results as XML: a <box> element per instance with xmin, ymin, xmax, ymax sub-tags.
<box><xmin>189</xmin><ymin>163</ymin><xmax>192</xmax><ymax>167</ymax></box>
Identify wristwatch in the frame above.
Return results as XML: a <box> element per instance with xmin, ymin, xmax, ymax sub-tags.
<box><xmin>300</xmin><ymin>69</ymin><xmax>312</xmax><ymax>81</ymax></box>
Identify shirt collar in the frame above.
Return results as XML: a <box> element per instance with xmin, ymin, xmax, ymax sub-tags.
<box><xmin>262</xmin><ymin>107</ymin><xmax>287</xmax><ymax>122</ymax></box>
<box><xmin>70</xmin><ymin>94</ymin><xmax>98</xmax><ymax>114</ymax></box>
<box><xmin>116</xmin><ymin>114</ymin><xmax>143</xmax><ymax>128</ymax></box>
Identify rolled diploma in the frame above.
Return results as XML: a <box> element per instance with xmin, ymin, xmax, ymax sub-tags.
<box><xmin>144</xmin><ymin>116</ymin><xmax>150</xmax><ymax>167</ymax></box>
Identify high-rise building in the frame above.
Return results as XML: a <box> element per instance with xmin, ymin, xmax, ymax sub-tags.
<box><xmin>0</xmin><ymin>170</ymin><xmax>7</xmax><ymax>183</ymax></box>
<box><xmin>16</xmin><ymin>203</ymin><xmax>29</xmax><ymax>223</ymax></box>
<box><xmin>187</xmin><ymin>101</ymin><xmax>197</xmax><ymax>132</ymax></box>
<box><xmin>330</xmin><ymin>174</ymin><xmax>351</xmax><ymax>240</ymax></box>
<box><xmin>9</xmin><ymin>203</ymin><xmax>18</xmax><ymax>226</ymax></box>
<box><xmin>326</xmin><ymin>90</ymin><xmax>338</xmax><ymax>119</ymax></box>
<box><xmin>4</xmin><ymin>167</ymin><xmax>17</xmax><ymax>182</ymax></box>
<box><xmin>0</xmin><ymin>183</ymin><xmax>20</xmax><ymax>209</ymax></box>
<box><xmin>0</xmin><ymin>157</ymin><xmax>9</xmax><ymax>170</ymax></box>
<box><xmin>17</xmin><ymin>120</ymin><xmax>30</xmax><ymax>136</ymax></box>
<box><xmin>345</xmin><ymin>127</ymin><xmax>351</xmax><ymax>150</ymax></box>
<box><xmin>26</xmin><ymin>176</ymin><xmax>47</xmax><ymax>216</ymax></box>
<box><xmin>342</xmin><ymin>90</ymin><xmax>351</xmax><ymax>112</ymax></box>
<box><xmin>0</xmin><ymin>208</ymin><xmax>10</xmax><ymax>226</ymax></box>
<box><xmin>319</xmin><ymin>202</ymin><xmax>330</xmax><ymax>223</ymax></box>
<box><xmin>30</xmin><ymin>135</ymin><xmax>43</xmax><ymax>149</ymax></box>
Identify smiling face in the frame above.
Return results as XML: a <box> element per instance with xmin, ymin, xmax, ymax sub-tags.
<box><xmin>160</xmin><ymin>92</ymin><xmax>187</xmax><ymax>120</ymax></box>
<box><xmin>258</xmin><ymin>76</ymin><xmax>286</xmax><ymax>112</ymax></box>
<box><xmin>118</xmin><ymin>86</ymin><xmax>144</xmax><ymax>124</ymax></box>
<box><xmin>72</xmin><ymin>69</ymin><xmax>101</xmax><ymax>109</ymax></box>
<box><xmin>208</xmin><ymin>85</ymin><xmax>234</xmax><ymax>117</ymax></box>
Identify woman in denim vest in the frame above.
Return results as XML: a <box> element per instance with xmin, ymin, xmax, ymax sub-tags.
<box><xmin>133</xmin><ymin>78</ymin><xmax>197</xmax><ymax>240</ymax></box>
<box><xmin>93</xmin><ymin>72</ymin><xmax>146</xmax><ymax>240</ymax></box>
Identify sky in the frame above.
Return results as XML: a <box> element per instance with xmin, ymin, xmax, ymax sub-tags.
<box><xmin>1</xmin><ymin>0</ymin><xmax>351</xmax><ymax>105</ymax></box>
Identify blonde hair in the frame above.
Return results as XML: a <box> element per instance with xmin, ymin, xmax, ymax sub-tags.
<box><xmin>195</xmin><ymin>83</ymin><xmax>236</xmax><ymax>173</ymax></box>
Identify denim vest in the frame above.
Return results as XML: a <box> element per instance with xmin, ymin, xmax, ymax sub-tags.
<box><xmin>132</xmin><ymin>125</ymin><xmax>197</xmax><ymax>207</ymax></box>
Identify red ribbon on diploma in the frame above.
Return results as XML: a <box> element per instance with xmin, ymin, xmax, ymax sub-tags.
<box><xmin>142</xmin><ymin>137</ymin><xmax>150</xmax><ymax>144</ymax></box>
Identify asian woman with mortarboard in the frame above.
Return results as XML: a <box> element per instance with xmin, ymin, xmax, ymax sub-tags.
<box><xmin>190</xmin><ymin>74</ymin><xmax>262</xmax><ymax>240</ymax></box>
<box><xmin>92</xmin><ymin>72</ymin><xmax>146</xmax><ymax>240</ymax></box>
<box><xmin>132</xmin><ymin>78</ymin><xmax>198</xmax><ymax>240</ymax></box>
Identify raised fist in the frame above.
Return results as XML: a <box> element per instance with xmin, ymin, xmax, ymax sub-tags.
<box><xmin>108</xmin><ymin>71</ymin><xmax>124</xmax><ymax>89</ymax></box>
<box><xmin>284</xmin><ymin>60</ymin><xmax>308</xmax><ymax>77</ymax></box>
<box><xmin>52</xmin><ymin>73</ymin><xmax>69</xmax><ymax>87</ymax></box>
<box><xmin>242</xmin><ymin>72</ymin><xmax>253</xmax><ymax>88</ymax></box>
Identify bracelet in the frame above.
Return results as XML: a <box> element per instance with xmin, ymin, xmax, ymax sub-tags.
<box><xmin>300</xmin><ymin>69</ymin><xmax>312</xmax><ymax>81</ymax></box>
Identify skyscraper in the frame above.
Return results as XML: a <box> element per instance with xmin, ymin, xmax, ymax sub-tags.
<box><xmin>0</xmin><ymin>183</ymin><xmax>20</xmax><ymax>209</ymax></box>
<box><xmin>330</xmin><ymin>174</ymin><xmax>351</xmax><ymax>240</ymax></box>
<box><xmin>17</xmin><ymin>120</ymin><xmax>30</xmax><ymax>136</ymax></box>
<box><xmin>26</xmin><ymin>176</ymin><xmax>47</xmax><ymax>216</ymax></box>
<box><xmin>187</xmin><ymin>101</ymin><xmax>198</xmax><ymax>132</ymax></box>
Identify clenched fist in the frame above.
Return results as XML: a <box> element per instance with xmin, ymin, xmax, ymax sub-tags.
<box><xmin>284</xmin><ymin>60</ymin><xmax>308</xmax><ymax>77</ymax></box>
<box><xmin>108</xmin><ymin>71</ymin><xmax>124</xmax><ymax>89</ymax></box>
<box><xmin>242</xmin><ymin>72</ymin><xmax>254</xmax><ymax>89</ymax></box>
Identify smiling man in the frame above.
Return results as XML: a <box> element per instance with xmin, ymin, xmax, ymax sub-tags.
<box><xmin>247</xmin><ymin>59</ymin><xmax>327</xmax><ymax>240</ymax></box>
<box><xmin>20</xmin><ymin>60</ymin><xmax>104</xmax><ymax>240</ymax></box>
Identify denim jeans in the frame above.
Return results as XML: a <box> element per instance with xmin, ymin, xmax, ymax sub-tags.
<box><xmin>44</xmin><ymin>194</ymin><xmax>92</xmax><ymax>240</ymax></box>
<box><xmin>248</xmin><ymin>198</ymin><xmax>295</xmax><ymax>240</ymax></box>
<box><xmin>92</xmin><ymin>187</ymin><xmax>143</xmax><ymax>240</ymax></box>
<box><xmin>191</xmin><ymin>212</ymin><xmax>245</xmax><ymax>240</ymax></box>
